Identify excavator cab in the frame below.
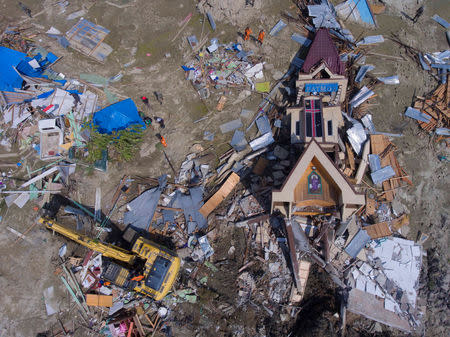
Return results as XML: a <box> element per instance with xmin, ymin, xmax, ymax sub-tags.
<box><xmin>40</xmin><ymin>217</ymin><xmax>180</xmax><ymax>301</ymax></box>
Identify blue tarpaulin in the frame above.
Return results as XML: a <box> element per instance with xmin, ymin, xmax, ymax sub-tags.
<box><xmin>304</xmin><ymin>82</ymin><xmax>339</xmax><ymax>92</ymax></box>
<box><xmin>0</xmin><ymin>46</ymin><xmax>60</xmax><ymax>92</ymax></box>
<box><xmin>0</xmin><ymin>46</ymin><xmax>27</xmax><ymax>91</ymax></box>
<box><xmin>349</xmin><ymin>0</ymin><xmax>375</xmax><ymax>25</ymax></box>
<box><xmin>93</xmin><ymin>98</ymin><xmax>145</xmax><ymax>134</ymax></box>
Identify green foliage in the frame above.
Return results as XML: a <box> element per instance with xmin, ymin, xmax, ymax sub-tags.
<box><xmin>112</xmin><ymin>125</ymin><xmax>144</xmax><ymax>162</ymax></box>
<box><xmin>86</xmin><ymin>124</ymin><xmax>144</xmax><ymax>163</ymax></box>
<box><xmin>86</xmin><ymin>125</ymin><xmax>113</xmax><ymax>163</ymax></box>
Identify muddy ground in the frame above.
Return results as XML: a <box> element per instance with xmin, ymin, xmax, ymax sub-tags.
<box><xmin>0</xmin><ymin>0</ymin><xmax>449</xmax><ymax>336</ymax></box>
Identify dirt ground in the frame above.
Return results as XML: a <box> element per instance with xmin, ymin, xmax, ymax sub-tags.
<box><xmin>0</xmin><ymin>0</ymin><xmax>449</xmax><ymax>336</ymax></box>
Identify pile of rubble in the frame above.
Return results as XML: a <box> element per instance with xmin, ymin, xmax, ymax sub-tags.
<box><xmin>182</xmin><ymin>39</ymin><xmax>267</xmax><ymax>106</ymax></box>
<box><xmin>2</xmin><ymin>0</ymin><xmax>449</xmax><ymax>336</ymax></box>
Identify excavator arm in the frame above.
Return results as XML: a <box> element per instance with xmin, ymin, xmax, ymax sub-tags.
<box><xmin>39</xmin><ymin>218</ymin><xmax>136</xmax><ymax>265</ymax></box>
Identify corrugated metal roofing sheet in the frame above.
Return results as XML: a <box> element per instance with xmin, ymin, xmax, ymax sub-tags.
<box><xmin>301</xmin><ymin>28</ymin><xmax>345</xmax><ymax>75</ymax></box>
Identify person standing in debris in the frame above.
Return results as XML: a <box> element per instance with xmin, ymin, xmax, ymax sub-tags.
<box><xmin>413</xmin><ymin>6</ymin><xmax>424</xmax><ymax>23</ymax></box>
<box><xmin>153</xmin><ymin>91</ymin><xmax>163</xmax><ymax>105</ymax></box>
<box><xmin>244</xmin><ymin>27</ymin><xmax>252</xmax><ymax>41</ymax></box>
<box><xmin>154</xmin><ymin>116</ymin><xmax>165</xmax><ymax>129</ymax></box>
<box><xmin>18</xmin><ymin>2</ymin><xmax>32</xmax><ymax>17</ymax></box>
<box><xmin>143</xmin><ymin>116</ymin><xmax>153</xmax><ymax>127</ymax></box>
<box><xmin>157</xmin><ymin>134</ymin><xmax>167</xmax><ymax>147</ymax></box>
<box><xmin>258</xmin><ymin>30</ymin><xmax>265</xmax><ymax>45</ymax></box>
<box><xmin>140</xmin><ymin>96</ymin><xmax>151</xmax><ymax>112</ymax></box>
<box><xmin>70</xmin><ymin>92</ymin><xmax>81</xmax><ymax>106</ymax></box>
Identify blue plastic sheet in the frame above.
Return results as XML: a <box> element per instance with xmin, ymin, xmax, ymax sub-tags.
<box><xmin>0</xmin><ymin>46</ymin><xmax>60</xmax><ymax>92</ymax></box>
<box><xmin>349</xmin><ymin>0</ymin><xmax>375</xmax><ymax>25</ymax></box>
<box><xmin>0</xmin><ymin>46</ymin><xmax>27</xmax><ymax>91</ymax></box>
<box><xmin>93</xmin><ymin>98</ymin><xmax>145</xmax><ymax>134</ymax></box>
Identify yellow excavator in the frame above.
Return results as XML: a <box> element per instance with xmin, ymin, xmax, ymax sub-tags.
<box><xmin>39</xmin><ymin>218</ymin><xmax>180</xmax><ymax>301</ymax></box>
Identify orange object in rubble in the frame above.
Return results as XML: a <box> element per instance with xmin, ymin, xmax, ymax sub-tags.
<box><xmin>160</xmin><ymin>136</ymin><xmax>167</xmax><ymax>147</ymax></box>
<box><xmin>258</xmin><ymin>30</ymin><xmax>265</xmax><ymax>44</ymax></box>
<box><xmin>131</xmin><ymin>275</ymin><xmax>144</xmax><ymax>282</ymax></box>
<box><xmin>244</xmin><ymin>27</ymin><xmax>252</xmax><ymax>41</ymax></box>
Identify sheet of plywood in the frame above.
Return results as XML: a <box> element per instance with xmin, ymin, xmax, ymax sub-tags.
<box><xmin>364</xmin><ymin>222</ymin><xmax>392</xmax><ymax>239</ymax></box>
<box><xmin>86</xmin><ymin>294</ymin><xmax>113</xmax><ymax>307</ymax></box>
<box><xmin>199</xmin><ymin>172</ymin><xmax>240</xmax><ymax>217</ymax></box>
<box><xmin>365</xmin><ymin>197</ymin><xmax>376</xmax><ymax>216</ymax></box>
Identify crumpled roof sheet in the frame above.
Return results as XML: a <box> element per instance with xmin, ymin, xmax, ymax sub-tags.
<box><xmin>123</xmin><ymin>175</ymin><xmax>167</xmax><ymax>230</ymax></box>
<box><xmin>301</xmin><ymin>28</ymin><xmax>345</xmax><ymax>75</ymax></box>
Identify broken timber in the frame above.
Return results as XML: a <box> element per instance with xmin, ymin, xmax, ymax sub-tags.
<box><xmin>370</xmin><ymin>135</ymin><xmax>411</xmax><ymax>201</ymax></box>
<box><xmin>199</xmin><ymin>172</ymin><xmax>240</xmax><ymax>218</ymax></box>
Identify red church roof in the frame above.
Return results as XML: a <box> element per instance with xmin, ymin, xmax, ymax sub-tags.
<box><xmin>301</xmin><ymin>28</ymin><xmax>345</xmax><ymax>75</ymax></box>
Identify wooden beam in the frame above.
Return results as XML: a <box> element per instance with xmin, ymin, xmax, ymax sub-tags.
<box><xmin>6</xmin><ymin>226</ymin><xmax>34</xmax><ymax>244</ymax></box>
<box><xmin>133</xmin><ymin>315</ymin><xmax>145</xmax><ymax>337</ymax></box>
<box><xmin>20</xmin><ymin>166</ymin><xmax>58</xmax><ymax>188</ymax></box>
<box><xmin>285</xmin><ymin>221</ymin><xmax>300</xmax><ymax>288</ymax></box>
<box><xmin>199</xmin><ymin>172</ymin><xmax>240</xmax><ymax>217</ymax></box>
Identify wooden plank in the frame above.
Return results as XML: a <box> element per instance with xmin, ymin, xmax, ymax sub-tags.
<box><xmin>356</xmin><ymin>140</ymin><xmax>371</xmax><ymax>184</ymax></box>
<box><xmin>0</xmin><ymin>152</ymin><xmax>19</xmax><ymax>158</ymax></box>
<box><xmin>285</xmin><ymin>221</ymin><xmax>300</xmax><ymax>288</ymax></box>
<box><xmin>365</xmin><ymin>197</ymin><xmax>376</xmax><ymax>216</ymax></box>
<box><xmin>133</xmin><ymin>315</ymin><xmax>145</xmax><ymax>337</ymax></box>
<box><xmin>345</xmin><ymin>142</ymin><xmax>355</xmax><ymax>171</ymax></box>
<box><xmin>6</xmin><ymin>226</ymin><xmax>34</xmax><ymax>244</ymax></box>
<box><xmin>446</xmin><ymin>79</ymin><xmax>449</xmax><ymax>106</ymax></box>
<box><xmin>20</xmin><ymin>166</ymin><xmax>58</xmax><ymax>188</ymax></box>
<box><xmin>14</xmin><ymin>222</ymin><xmax>38</xmax><ymax>243</ymax></box>
<box><xmin>379</xmin><ymin>143</ymin><xmax>396</xmax><ymax>159</ymax></box>
<box><xmin>95</xmin><ymin>187</ymin><xmax>101</xmax><ymax>222</ymax></box>
<box><xmin>199</xmin><ymin>172</ymin><xmax>240</xmax><ymax>217</ymax></box>
<box><xmin>85</xmin><ymin>294</ymin><xmax>113</xmax><ymax>307</ymax></box>
<box><xmin>106</xmin><ymin>175</ymin><xmax>128</xmax><ymax>213</ymax></box>
<box><xmin>216</xmin><ymin>95</ymin><xmax>226</xmax><ymax>111</ymax></box>
<box><xmin>157</xmin><ymin>206</ymin><xmax>183</xmax><ymax>212</ymax></box>
<box><xmin>370</xmin><ymin>135</ymin><xmax>395</xmax><ymax>201</ymax></box>
<box><xmin>364</xmin><ymin>222</ymin><xmax>392</xmax><ymax>239</ymax></box>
